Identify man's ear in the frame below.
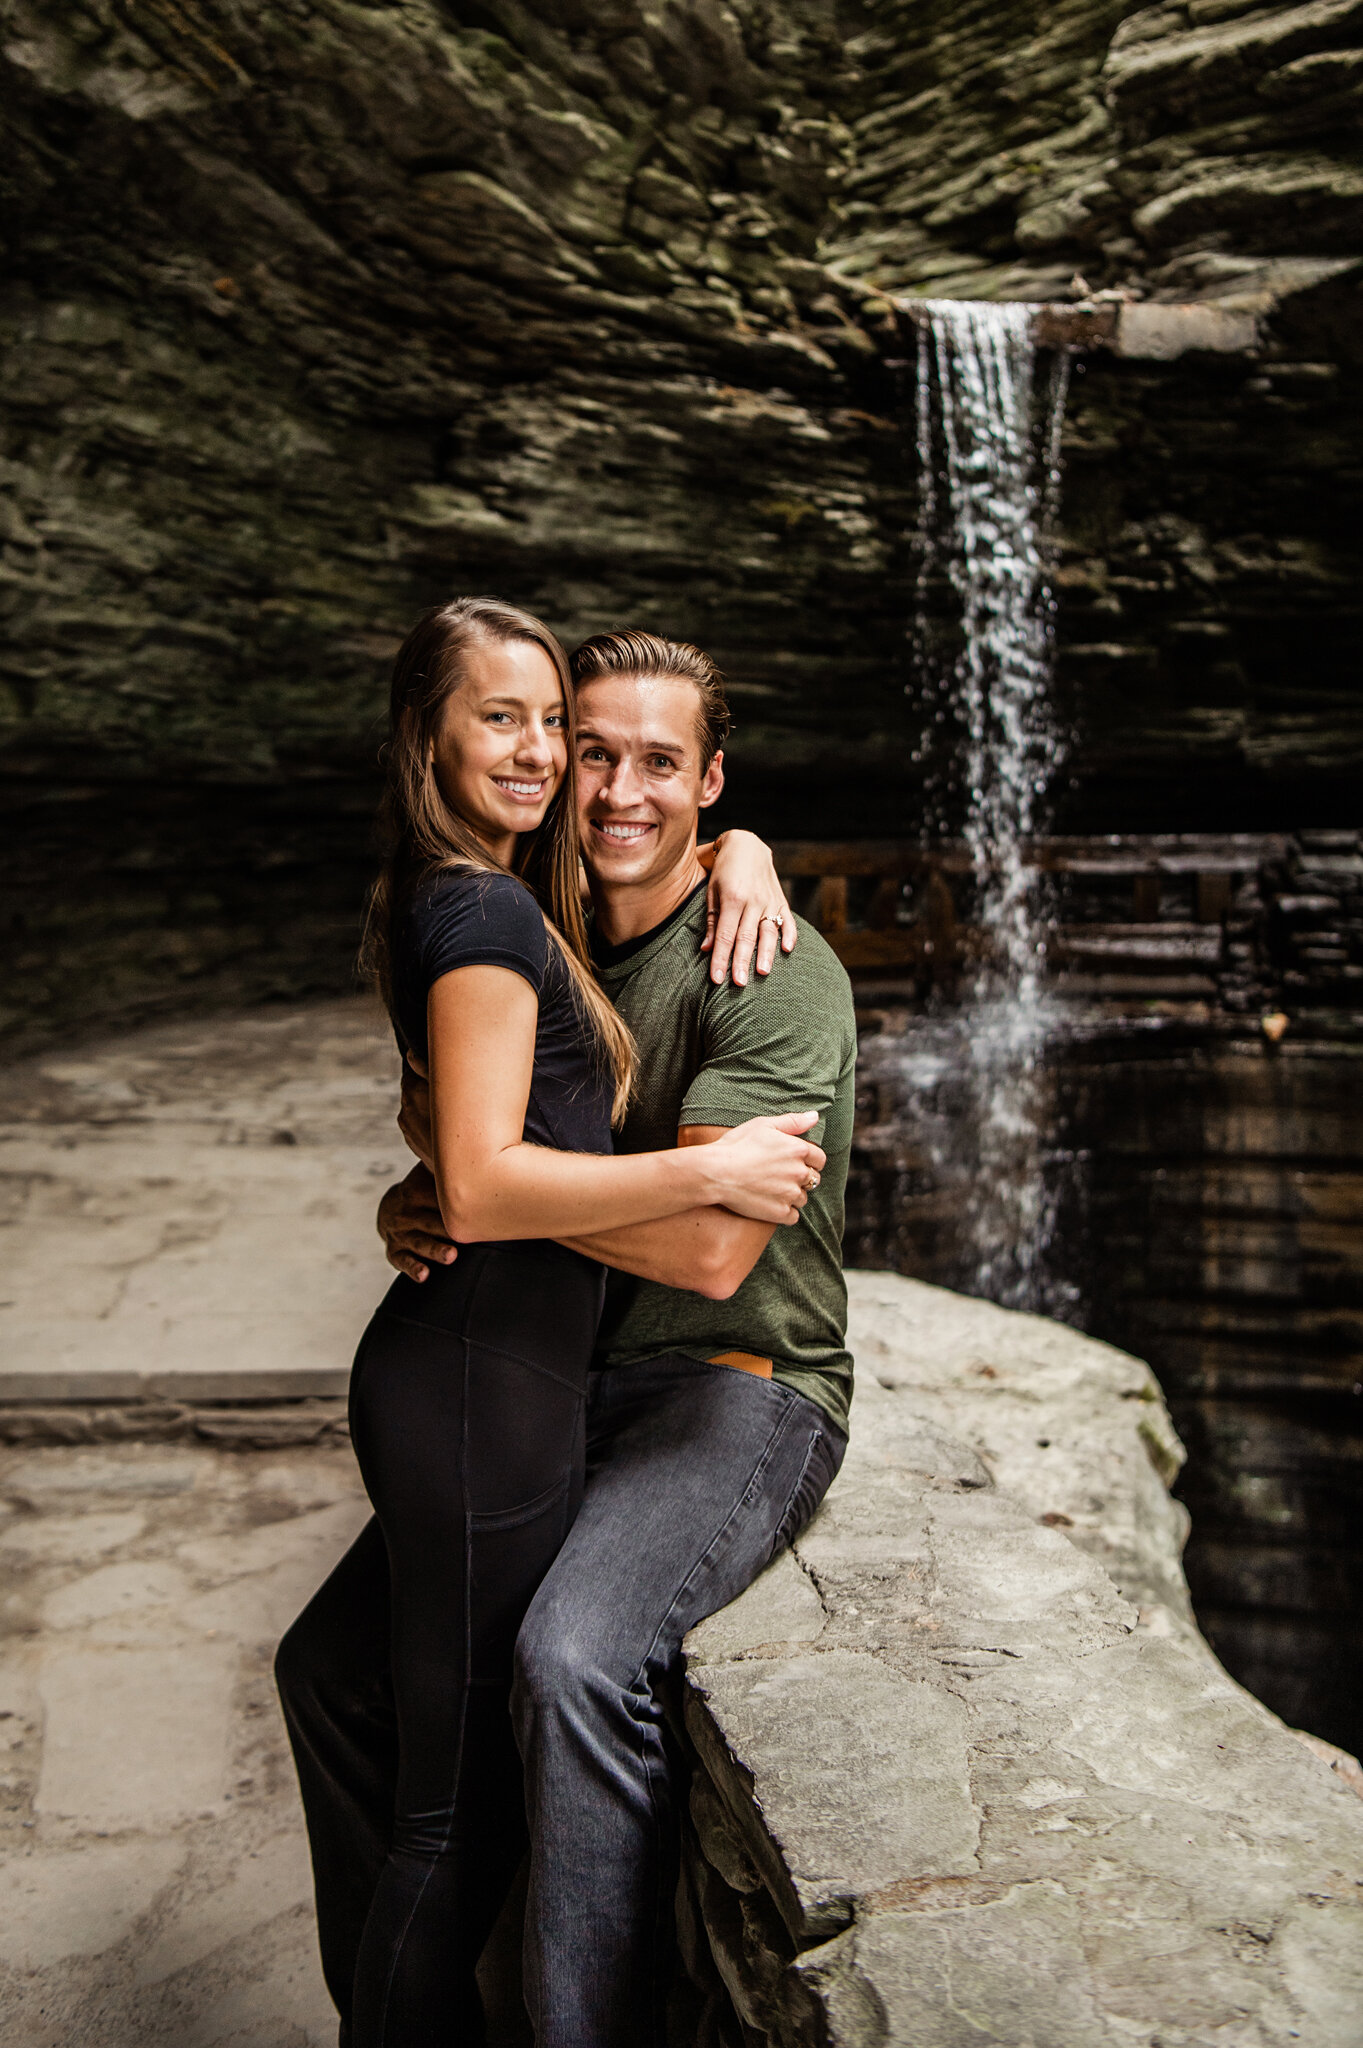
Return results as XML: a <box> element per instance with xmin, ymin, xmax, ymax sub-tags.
<box><xmin>698</xmin><ymin>749</ymin><xmax>725</xmax><ymax>810</ymax></box>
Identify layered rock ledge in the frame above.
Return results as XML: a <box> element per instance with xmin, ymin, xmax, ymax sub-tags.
<box><xmin>6</xmin><ymin>3</ymin><xmax>1363</xmax><ymax>1048</ymax></box>
<box><xmin>678</xmin><ymin>1275</ymin><xmax>1363</xmax><ymax>2047</ymax></box>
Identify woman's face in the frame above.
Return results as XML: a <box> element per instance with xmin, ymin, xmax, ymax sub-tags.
<box><xmin>431</xmin><ymin>636</ymin><xmax>568</xmax><ymax>860</ymax></box>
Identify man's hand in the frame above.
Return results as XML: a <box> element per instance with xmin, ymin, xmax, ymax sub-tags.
<box><xmin>398</xmin><ymin>1053</ymin><xmax>435</xmax><ymax>1170</ymax></box>
<box><xmin>377</xmin><ymin>1162</ymin><xmax>455</xmax><ymax>1283</ymax></box>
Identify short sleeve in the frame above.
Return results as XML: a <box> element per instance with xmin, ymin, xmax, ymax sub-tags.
<box><xmin>414</xmin><ymin>871</ymin><xmax>548</xmax><ymax>999</ymax></box>
<box><xmin>679</xmin><ymin>931</ymin><xmax>854</xmax><ymax>1146</ymax></box>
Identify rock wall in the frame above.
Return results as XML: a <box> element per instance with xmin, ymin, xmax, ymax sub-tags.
<box><xmin>0</xmin><ymin>1</ymin><xmax>907</xmax><ymax>1044</ymax></box>
<box><xmin>3</xmin><ymin>1</ymin><xmax>1361</xmax><ymax>1042</ymax></box>
<box><xmin>677</xmin><ymin>1271</ymin><xmax>1363</xmax><ymax>2045</ymax></box>
<box><xmin>836</xmin><ymin>0</ymin><xmax>1363</xmax><ymax>302</ymax></box>
<box><xmin>845</xmin><ymin>828</ymin><xmax>1363</xmax><ymax>1755</ymax></box>
<box><xmin>1074</xmin><ymin>1025</ymin><xmax>1363</xmax><ymax>1757</ymax></box>
<box><xmin>1</xmin><ymin>0</ymin><xmax>901</xmax><ymax>790</ymax></box>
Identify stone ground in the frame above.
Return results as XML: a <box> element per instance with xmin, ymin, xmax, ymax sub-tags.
<box><xmin>0</xmin><ymin>1438</ymin><xmax>368</xmax><ymax>2046</ymax></box>
<box><xmin>0</xmin><ymin>999</ymin><xmax>403</xmax><ymax>2043</ymax></box>
<box><xmin>4</xmin><ymin>998</ymin><xmax>1362</xmax><ymax>2044</ymax></box>
<box><xmin>0</xmin><ymin>998</ymin><xmax>408</xmax><ymax>1405</ymax></box>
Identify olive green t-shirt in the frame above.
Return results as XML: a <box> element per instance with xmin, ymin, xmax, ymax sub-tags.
<box><xmin>592</xmin><ymin>886</ymin><xmax>857</xmax><ymax>1432</ymax></box>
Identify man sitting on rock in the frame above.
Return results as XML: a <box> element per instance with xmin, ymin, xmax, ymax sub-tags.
<box><xmin>277</xmin><ymin>629</ymin><xmax>856</xmax><ymax>2047</ymax></box>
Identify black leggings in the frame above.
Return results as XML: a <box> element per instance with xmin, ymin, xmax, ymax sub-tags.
<box><xmin>345</xmin><ymin>1241</ymin><xmax>603</xmax><ymax>2048</ymax></box>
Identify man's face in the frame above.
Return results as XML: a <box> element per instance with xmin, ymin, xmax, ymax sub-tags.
<box><xmin>574</xmin><ymin>673</ymin><xmax>724</xmax><ymax>890</ymax></box>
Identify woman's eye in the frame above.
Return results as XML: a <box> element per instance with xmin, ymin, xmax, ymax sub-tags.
<box><xmin>487</xmin><ymin>712</ymin><xmax>512</xmax><ymax>725</ymax></box>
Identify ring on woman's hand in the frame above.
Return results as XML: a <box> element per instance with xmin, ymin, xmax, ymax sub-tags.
<box><xmin>758</xmin><ymin>912</ymin><xmax>785</xmax><ymax>928</ymax></box>
<box><xmin>806</xmin><ymin>1170</ymin><xmax>820</xmax><ymax>1190</ymax></box>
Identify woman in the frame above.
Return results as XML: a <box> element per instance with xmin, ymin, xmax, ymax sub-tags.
<box><xmin>337</xmin><ymin>596</ymin><xmax>822</xmax><ymax>2047</ymax></box>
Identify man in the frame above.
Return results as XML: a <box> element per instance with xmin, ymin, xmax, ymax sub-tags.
<box><xmin>276</xmin><ymin>630</ymin><xmax>856</xmax><ymax>2047</ymax></box>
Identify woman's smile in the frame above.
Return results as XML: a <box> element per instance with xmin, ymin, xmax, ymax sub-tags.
<box><xmin>491</xmin><ymin>773</ymin><xmax>551</xmax><ymax>804</ymax></box>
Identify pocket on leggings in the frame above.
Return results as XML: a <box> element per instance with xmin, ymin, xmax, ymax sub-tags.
<box><xmin>468</xmin><ymin>1474</ymin><xmax>574</xmax><ymax>1686</ymax></box>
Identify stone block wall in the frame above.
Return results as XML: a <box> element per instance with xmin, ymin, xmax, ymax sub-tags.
<box><xmin>673</xmin><ymin>1272</ymin><xmax>1363</xmax><ymax>2044</ymax></box>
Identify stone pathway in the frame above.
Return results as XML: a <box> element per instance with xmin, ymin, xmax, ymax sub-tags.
<box><xmin>0</xmin><ymin>1439</ymin><xmax>370</xmax><ymax>2046</ymax></box>
<box><xmin>0</xmin><ymin>998</ymin><xmax>408</xmax><ymax>1404</ymax></box>
<box><xmin>0</xmin><ymin>999</ymin><xmax>404</xmax><ymax>2043</ymax></box>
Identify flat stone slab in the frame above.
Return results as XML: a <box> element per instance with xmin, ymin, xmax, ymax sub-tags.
<box><xmin>895</xmin><ymin>265</ymin><xmax>1359</xmax><ymax>360</ymax></box>
<box><xmin>36</xmin><ymin>1643</ymin><xmax>239</xmax><ymax>1827</ymax></box>
<box><xmin>0</xmin><ymin>1437</ymin><xmax>369</xmax><ymax>2047</ymax></box>
<box><xmin>681</xmin><ymin>1278</ymin><xmax>1363</xmax><ymax>2045</ymax></box>
<box><xmin>0</xmin><ymin>1000</ymin><xmax>409</xmax><ymax>1402</ymax></box>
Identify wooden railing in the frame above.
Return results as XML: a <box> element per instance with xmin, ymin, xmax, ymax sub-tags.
<box><xmin>772</xmin><ymin>836</ymin><xmax>1286</xmax><ymax>987</ymax></box>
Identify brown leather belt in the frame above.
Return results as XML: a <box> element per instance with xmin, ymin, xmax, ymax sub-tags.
<box><xmin>710</xmin><ymin>1349</ymin><xmax>773</xmax><ymax>1379</ymax></box>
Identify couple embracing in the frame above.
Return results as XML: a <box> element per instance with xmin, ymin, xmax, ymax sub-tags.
<box><xmin>276</xmin><ymin>598</ymin><xmax>857</xmax><ymax>2047</ymax></box>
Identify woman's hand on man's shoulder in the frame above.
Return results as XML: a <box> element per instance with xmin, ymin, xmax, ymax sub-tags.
<box><xmin>701</xmin><ymin>829</ymin><xmax>797</xmax><ymax>988</ymax></box>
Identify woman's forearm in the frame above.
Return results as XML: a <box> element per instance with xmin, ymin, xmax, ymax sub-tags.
<box><xmin>429</xmin><ymin>967</ymin><xmax>717</xmax><ymax>1242</ymax></box>
<box><xmin>436</xmin><ymin>1141</ymin><xmax>715</xmax><ymax>1245</ymax></box>
<box><xmin>426</xmin><ymin>966</ymin><xmax>818</xmax><ymax>1244</ymax></box>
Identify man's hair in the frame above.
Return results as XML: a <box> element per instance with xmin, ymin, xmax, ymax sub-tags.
<box><xmin>569</xmin><ymin>630</ymin><xmax>731</xmax><ymax>770</ymax></box>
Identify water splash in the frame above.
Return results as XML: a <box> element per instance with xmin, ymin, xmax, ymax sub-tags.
<box><xmin>908</xmin><ymin>301</ymin><xmax>1074</xmax><ymax>1311</ymax></box>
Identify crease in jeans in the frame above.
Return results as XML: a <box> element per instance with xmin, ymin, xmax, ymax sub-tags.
<box><xmin>770</xmin><ymin>1425</ymin><xmax>823</xmax><ymax>1562</ymax></box>
<box><xmin>633</xmin><ymin>1391</ymin><xmax>800</xmax><ymax>1690</ymax></box>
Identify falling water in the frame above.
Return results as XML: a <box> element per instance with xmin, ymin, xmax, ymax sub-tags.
<box><xmin>905</xmin><ymin>301</ymin><xmax>1074</xmax><ymax>1310</ymax></box>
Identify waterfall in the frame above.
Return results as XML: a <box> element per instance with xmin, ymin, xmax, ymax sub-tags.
<box><xmin>907</xmin><ymin>301</ymin><xmax>1074</xmax><ymax>1310</ymax></box>
<box><xmin>917</xmin><ymin>302</ymin><xmax>1070</xmax><ymax>992</ymax></box>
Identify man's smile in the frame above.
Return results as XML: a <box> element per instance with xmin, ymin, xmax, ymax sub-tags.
<box><xmin>590</xmin><ymin>818</ymin><xmax>657</xmax><ymax>843</ymax></box>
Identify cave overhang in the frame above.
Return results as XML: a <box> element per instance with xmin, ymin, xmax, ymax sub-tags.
<box><xmin>890</xmin><ymin>255</ymin><xmax>1360</xmax><ymax>359</ymax></box>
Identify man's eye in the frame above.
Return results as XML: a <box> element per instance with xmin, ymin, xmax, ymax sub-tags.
<box><xmin>648</xmin><ymin>755</ymin><xmax>675</xmax><ymax>771</ymax></box>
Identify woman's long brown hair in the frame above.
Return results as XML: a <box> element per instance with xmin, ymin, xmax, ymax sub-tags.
<box><xmin>362</xmin><ymin>596</ymin><xmax>635</xmax><ymax>1123</ymax></box>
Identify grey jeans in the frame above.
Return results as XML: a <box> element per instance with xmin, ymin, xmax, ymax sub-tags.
<box><xmin>276</xmin><ymin>1351</ymin><xmax>845</xmax><ymax>2048</ymax></box>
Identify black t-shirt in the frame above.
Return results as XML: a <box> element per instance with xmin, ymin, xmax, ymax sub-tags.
<box><xmin>393</xmin><ymin>869</ymin><xmax>613</xmax><ymax>1158</ymax></box>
